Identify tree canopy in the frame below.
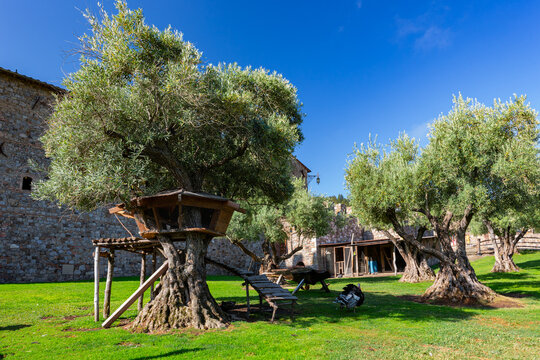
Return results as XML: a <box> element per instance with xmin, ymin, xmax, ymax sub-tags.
<box><xmin>34</xmin><ymin>1</ymin><xmax>303</xmax><ymax>211</ymax></box>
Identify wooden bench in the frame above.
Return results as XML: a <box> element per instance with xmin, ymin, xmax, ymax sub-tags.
<box><xmin>243</xmin><ymin>274</ymin><xmax>297</xmax><ymax>322</ymax></box>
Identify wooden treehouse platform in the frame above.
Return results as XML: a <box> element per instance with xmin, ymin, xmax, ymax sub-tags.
<box><xmin>92</xmin><ymin>237</ymin><xmax>297</xmax><ymax>327</ymax></box>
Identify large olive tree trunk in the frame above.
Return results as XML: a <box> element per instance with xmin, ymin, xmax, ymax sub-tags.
<box><xmin>131</xmin><ymin>208</ymin><xmax>229</xmax><ymax>332</ymax></box>
<box><xmin>485</xmin><ymin>221</ymin><xmax>525</xmax><ymax>273</ymax></box>
<box><xmin>388</xmin><ymin>206</ymin><xmax>496</xmax><ymax>304</ymax></box>
<box><xmin>419</xmin><ymin>212</ymin><xmax>496</xmax><ymax>304</ymax></box>
<box><xmin>382</xmin><ymin>230</ymin><xmax>435</xmax><ymax>283</ymax></box>
<box><xmin>423</xmin><ymin>259</ymin><xmax>495</xmax><ymax>303</ymax></box>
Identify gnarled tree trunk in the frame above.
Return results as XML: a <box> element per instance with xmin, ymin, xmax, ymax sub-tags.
<box><xmin>382</xmin><ymin>230</ymin><xmax>435</xmax><ymax>283</ymax></box>
<box><xmin>485</xmin><ymin>221</ymin><xmax>524</xmax><ymax>273</ymax></box>
<box><xmin>422</xmin><ymin>259</ymin><xmax>495</xmax><ymax>304</ymax></box>
<box><xmin>420</xmin><ymin>218</ymin><xmax>496</xmax><ymax>304</ymax></box>
<box><xmin>130</xmin><ymin>207</ymin><xmax>229</xmax><ymax>332</ymax></box>
<box><xmin>388</xmin><ymin>206</ymin><xmax>496</xmax><ymax>304</ymax></box>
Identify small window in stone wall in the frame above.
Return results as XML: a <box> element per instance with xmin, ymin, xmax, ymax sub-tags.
<box><xmin>22</xmin><ymin>176</ymin><xmax>32</xmax><ymax>191</ymax></box>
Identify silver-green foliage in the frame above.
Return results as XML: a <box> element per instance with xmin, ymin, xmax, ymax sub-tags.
<box><xmin>33</xmin><ymin>1</ymin><xmax>303</xmax><ymax>211</ymax></box>
<box><xmin>347</xmin><ymin>95</ymin><xmax>539</xmax><ymax>233</ymax></box>
<box><xmin>227</xmin><ymin>178</ymin><xmax>333</xmax><ymax>244</ymax></box>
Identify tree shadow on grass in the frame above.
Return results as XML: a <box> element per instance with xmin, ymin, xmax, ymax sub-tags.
<box><xmin>130</xmin><ymin>348</ymin><xmax>203</xmax><ymax>359</ymax></box>
<box><xmin>478</xmin><ymin>271</ymin><xmax>532</xmax><ymax>281</ymax></box>
<box><xmin>0</xmin><ymin>324</ymin><xmax>31</xmax><ymax>331</ymax></box>
<box><xmin>288</xmin><ymin>290</ymin><xmax>479</xmax><ymax>328</ymax></box>
<box><xmin>515</xmin><ymin>258</ymin><xmax>540</xmax><ymax>270</ymax></box>
<box><xmin>216</xmin><ymin>287</ymin><xmax>478</xmax><ymax>328</ymax></box>
<box><xmin>479</xmin><ymin>281</ymin><xmax>540</xmax><ymax>300</ymax></box>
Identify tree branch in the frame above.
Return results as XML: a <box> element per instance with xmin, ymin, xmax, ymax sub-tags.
<box><xmin>386</xmin><ymin>208</ymin><xmax>448</xmax><ymax>262</ymax></box>
<box><xmin>278</xmin><ymin>245</ymin><xmax>303</xmax><ymax>262</ymax></box>
<box><xmin>227</xmin><ymin>236</ymin><xmax>262</xmax><ymax>263</ymax></box>
<box><xmin>203</xmin><ymin>140</ymin><xmax>249</xmax><ymax>171</ymax></box>
<box><xmin>513</xmin><ymin>228</ymin><xmax>527</xmax><ymax>246</ymax></box>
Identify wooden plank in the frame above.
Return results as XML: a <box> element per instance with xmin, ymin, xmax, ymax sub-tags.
<box><xmin>94</xmin><ymin>247</ymin><xmax>100</xmax><ymax>322</ymax></box>
<box><xmin>251</xmin><ymin>284</ymin><xmax>282</xmax><ymax>289</ymax></box>
<box><xmin>246</xmin><ymin>276</ymin><xmax>268</xmax><ymax>281</ymax></box>
<box><xmin>292</xmin><ymin>278</ymin><xmax>305</xmax><ymax>295</ymax></box>
<box><xmin>103</xmin><ymin>250</ymin><xmax>115</xmax><ymax>318</ymax></box>
<box><xmin>102</xmin><ymin>262</ymin><xmax>169</xmax><ymax>328</ymax></box>
<box><xmin>253</xmin><ymin>289</ymin><xmax>286</xmax><ymax>294</ymax></box>
<box><xmin>267</xmin><ymin>296</ymin><xmax>297</xmax><ymax>300</ymax></box>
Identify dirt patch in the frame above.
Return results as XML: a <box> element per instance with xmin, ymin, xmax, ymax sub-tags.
<box><xmin>503</xmin><ymin>292</ymin><xmax>532</xmax><ymax>299</ymax></box>
<box><xmin>399</xmin><ymin>294</ymin><xmax>523</xmax><ymax>308</ymax></box>
<box><xmin>62</xmin><ymin>314</ymin><xmax>88</xmax><ymax>321</ymax></box>
<box><xmin>40</xmin><ymin>316</ymin><xmax>54</xmax><ymax>320</ymax></box>
<box><xmin>62</xmin><ymin>327</ymin><xmax>100</xmax><ymax>332</ymax></box>
<box><xmin>117</xmin><ymin>342</ymin><xmax>141</xmax><ymax>347</ymax></box>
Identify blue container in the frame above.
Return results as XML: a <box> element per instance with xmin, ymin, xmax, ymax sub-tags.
<box><xmin>369</xmin><ymin>260</ymin><xmax>378</xmax><ymax>274</ymax></box>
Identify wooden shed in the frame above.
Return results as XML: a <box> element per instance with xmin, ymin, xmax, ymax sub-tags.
<box><xmin>109</xmin><ymin>189</ymin><xmax>245</xmax><ymax>240</ymax></box>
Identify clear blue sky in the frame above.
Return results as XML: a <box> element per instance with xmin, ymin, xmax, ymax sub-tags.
<box><xmin>2</xmin><ymin>1</ymin><xmax>540</xmax><ymax>197</ymax></box>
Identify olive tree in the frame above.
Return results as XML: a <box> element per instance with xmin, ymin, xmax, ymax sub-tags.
<box><xmin>227</xmin><ymin>178</ymin><xmax>333</xmax><ymax>272</ymax></box>
<box><xmin>475</xmin><ymin>114</ymin><xmax>540</xmax><ymax>272</ymax></box>
<box><xmin>347</xmin><ymin>95</ymin><xmax>538</xmax><ymax>304</ymax></box>
<box><xmin>345</xmin><ymin>135</ymin><xmax>435</xmax><ymax>283</ymax></box>
<box><xmin>33</xmin><ymin>2</ymin><xmax>303</xmax><ymax>331</ymax></box>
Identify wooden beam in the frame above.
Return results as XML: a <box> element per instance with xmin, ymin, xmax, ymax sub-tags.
<box><xmin>94</xmin><ymin>247</ymin><xmax>100</xmax><ymax>322</ymax></box>
<box><xmin>102</xmin><ymin>262</ymin><xmax>169</xmax><ymax>328</ymax></box>
<box><xmin>103</xmin><ymin>250</ymin><xmax>115</xmax><ymax>318</ymax></box>
<box><xmin>291</xmin><ymin>278</ymin><xmax>305</xmax><ymax>295</ymax></box>
<box><xmin>138</xmin><ymin>254</ymin><xmax>146</xmax><ymax>312</ymax></box>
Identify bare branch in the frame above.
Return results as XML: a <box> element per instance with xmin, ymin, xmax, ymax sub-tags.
<box><xmin>227</xmin><ymin>236</ymin><xmax>262</xmax><ymax>263</ymax></box>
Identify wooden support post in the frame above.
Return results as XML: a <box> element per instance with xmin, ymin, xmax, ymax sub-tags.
<box><xmin>393</xmin><ymin>246</ymin><xmax>397</xmax><ymax>276</ymax></box>
<box><xmin>94</xmin><ymin>246</ymin><xmax>100</xmax><ymax>322</ymax></box>
<box><xmin>150</xmin><ymin>250</ymin><xmax>157</xmax><ymax>300</ymax></box>
<box><xmin>138</xmin><ymin>253</ymin><xmax>146</xmax><ymax>312</ymax></box>
<box><xmin>246</xmin><ymin>283</ymin><xmax>250</xmax><ymax>317</ymax></box>
<box><xmin>363</xmin><ymin>249</ymin><xmax>369</xmax><ymax>275</ymax></box>
<box><xmin>103</xmin><ymin>249</ymin><xmax>115</xmax><ymax>319</ymax></box>
<box><xmin>270</xmin><ymin>302</ymin><xmax>278</xmax><ymax>322</ymax></box>
<box><xmin>355</xmin><ymin>245</ymin><xmax>360</xmax><ymax>277</ymax></box>
<box><xmin>379</xmin><ymin>246</ymin><xmax>385</xmax><ymax>272</ymax></box>
<box><xmin>102</xmin><ymin>262</ymin><xmax>169</xmax><ymax>328</ymax></box>
<box><xmin>333</xmin><ymin>248</ymin><xmax>337</xmax><ymax>277</ymax></box>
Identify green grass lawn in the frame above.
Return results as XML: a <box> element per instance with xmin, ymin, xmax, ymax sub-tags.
<box><xmin>1</xmin><ymin>252</ymin><xmax>539</xmax><ymax>360</ymax></box>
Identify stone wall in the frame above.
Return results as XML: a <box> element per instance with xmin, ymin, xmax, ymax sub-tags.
<box><xmin>206</xmin><ymin>237</ymin><xmax>264</xmax><ymax>275</ymax></box>
<box><xmin>0</xmin><ymin>69</ymin><xmax>149</xmax><ymax>283</ymax></box>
